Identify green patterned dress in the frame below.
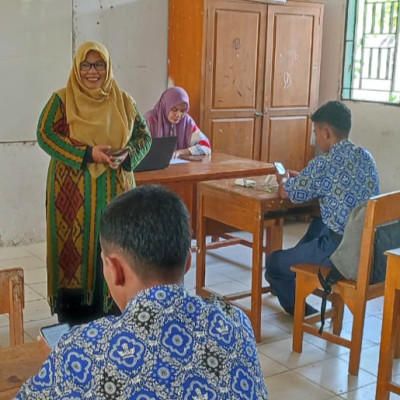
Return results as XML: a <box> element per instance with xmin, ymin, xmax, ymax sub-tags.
<box><xmin>38</xmin><ymin>92</ymin><xmax>151</xmax><ymax>323</ymax></box>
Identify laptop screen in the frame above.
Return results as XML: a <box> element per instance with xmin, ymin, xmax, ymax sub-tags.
<box><xmin>134</xmin><ymin>136</ymin><xmax>178</xmax><ymax>172</ymax></box>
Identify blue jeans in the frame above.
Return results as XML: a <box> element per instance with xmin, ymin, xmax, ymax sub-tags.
<box><xmin>265</xmin><ymin>217</ymin><xmax>341</xmax><ymax>314</ymax></box>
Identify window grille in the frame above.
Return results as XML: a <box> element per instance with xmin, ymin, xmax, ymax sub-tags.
<box><xmin>342</xmin><ymin>0</ymin><xmax>400</xmax><ymax>104</ymax></box>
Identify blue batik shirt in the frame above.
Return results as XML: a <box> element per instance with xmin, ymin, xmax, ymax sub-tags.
<box><xmin>16</xmin><ymin>284</ymin><xmax>268</xmax><ymax>399</ymax></box>
<box><xmin>284</xmin><ymin>139</ymin><xmax>380</xmax><ymax>234</ymax></box>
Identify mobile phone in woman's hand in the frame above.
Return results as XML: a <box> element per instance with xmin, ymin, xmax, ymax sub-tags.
<box><xmin>109</xmin><ymin>147</ymin><xmax>129</xmax><ymax>157</ymax></box>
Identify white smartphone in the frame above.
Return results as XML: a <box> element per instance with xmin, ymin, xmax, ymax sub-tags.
<box><xmin>39</xmin><ymin>323</ymin><xmax>70</xmax><ymax>348</ymax></box>
<box><xmin>274</xmin><ymin>161</ymin><xmax>287</xmax><ymax>175</ymax></box>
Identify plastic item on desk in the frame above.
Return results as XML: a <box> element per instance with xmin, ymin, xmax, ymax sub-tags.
<box><xmin>264</xmin><ymin>174</ymin><xmax>278</xmax><ymax>189</ymax></box>
<box><xmin>235</xmin><ymin>178</ymin><xmax>256</xmax><ymax>188</ymax></box>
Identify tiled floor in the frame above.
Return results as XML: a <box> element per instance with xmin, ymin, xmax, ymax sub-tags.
<box><xmin>1</xmin><ymin>220</ymin><xmax>399</xmax><ymax>399</ymax></box>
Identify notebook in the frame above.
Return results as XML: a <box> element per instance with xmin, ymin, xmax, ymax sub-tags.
<box><xmin>134</xmin><ymin>136</ymin><xmax>178</xmax><ymax>172</ymax></box>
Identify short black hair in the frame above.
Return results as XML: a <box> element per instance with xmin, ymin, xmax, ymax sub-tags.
<box><xmin>311</xmin><ymin>101</ymin><xmax>352</xmax><ymax>138</ymax></box>
<box><xmin>100</xmin><ymin>185</ymin><xmax>191</xmax><ymax>282</ymax></box>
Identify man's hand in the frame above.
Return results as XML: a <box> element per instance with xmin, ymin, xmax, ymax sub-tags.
<box><xmin>277</xmin><ymin>169</ymin><xmax>300</xmax><ymax>199</ymax></box>
<box><xmin>288</xmin><ymin>169</ymin><xmax>300</xmax><ymax>178</ymax></box>
<box><xmin>275</xmin><ymin>170</ymin><xmax>289</xmax><ymax>184</ymax></box>
<box><xmin>37</xmin><ymin>335</ymin><xmax>52</xmax><ymax>361</ymax></box>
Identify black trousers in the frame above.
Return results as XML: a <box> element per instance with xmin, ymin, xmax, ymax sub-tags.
<box><xmin>56</xmin><ymin>253</ymin><xmax>120</xmax><ymax>326</ymax></box>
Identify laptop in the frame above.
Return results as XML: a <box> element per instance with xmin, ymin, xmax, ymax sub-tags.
<box><xmin>134</xmin><ymin>136</ymin><xmax>178</xmax><ymax>172</ymax></box>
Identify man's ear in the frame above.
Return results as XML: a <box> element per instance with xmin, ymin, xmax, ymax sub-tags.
<box><xmin>106</xmin><ymin>256</ymin><xmax>126</xmax><ymax>287</ymax></box>
<box><xmin>324</xmin><ymin>124</ymin><xmax>332</xmax><ymax>140</ymax></box>
<box><xmin>184</xmin><ymin>250</ymin><xmax>192</xmax><ymax>275</ymax></box>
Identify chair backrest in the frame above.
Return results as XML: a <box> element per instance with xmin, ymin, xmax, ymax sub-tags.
<box><xmin>0</xmin><ymin>268</ymin><xmax>24</xmax><ymax>346</ymax></box>
<box><xmin>356</xmin><ymin>191</ymin><xmax>400</xmax><ymax>294</ymax></box>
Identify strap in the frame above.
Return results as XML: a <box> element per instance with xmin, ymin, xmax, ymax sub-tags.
<box><xmin>317</xmin><ymin>267</ymin><xmax>343</xmax><ymax>334</ymax></box>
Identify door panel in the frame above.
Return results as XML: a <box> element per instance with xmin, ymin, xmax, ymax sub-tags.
<box><xmin>261</xmin><ymin>3</ymin><xmax>323</xmax><ymax>166</ymax></box>
<box><xmin>213</xmin><ymin>10</ymin><xmax>260</xmax><ymax>109</ymax></box>
<box><xmin>271</xmin><ymin>13</ymin><xmax>314</xmax><ymax>107</ymax></box>
<box><xmin>211</xmin><ymin>118</ymin><xmax>254</xmax><ymax>159</ymax></box>
<box><xmin>202</xmin><ymin>0</ymin><xmax>267</xmax><ymax>159</ymax></box>
<box><xmin>266</xmin><ymin>116</ymin><xmax>308</xmax><ymax>171</ymax></box>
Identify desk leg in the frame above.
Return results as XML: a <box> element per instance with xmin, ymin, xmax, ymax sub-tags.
<box><xmin>196</xmin><ymin>193</ymin><xmax>206</xmax><ymax>294</ymax></box>
<box><xmin>251</xmin><ymin>216</ymin><xmax>264</xmax><ymax>342</ymax></box>
<box><xmin>376</xmin><ymin>287</ymin><xmax>400</xmax><ymax>400</ymax></box>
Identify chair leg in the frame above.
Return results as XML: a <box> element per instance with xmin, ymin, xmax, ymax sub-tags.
<box><xmin>394</xmin><ymin>312</ymin><xmax>400</xmax><ymax>359</ymax></box>
<box><xmin>348</xmin><ymin>302</ymin><xmax>367</xmax><ymax>376</ymax></box>
<box><xmin>377</xmin><ymin>289</ymin><xmax>400</xmax><ymax>400</ymax></box>
<box><xmin>9</xmin><ymin>274</ymin><xmax>24</xmax><ymax>346</ymax></box>
<box><xmin>293</xmin><ymin>274</ymin><xmax>317</xmax><ymax>353</ymax></box>
<box><xmin>331</xmin><ymin>293</ymin><xmax>344</xmax><ymax>335</ymax></box>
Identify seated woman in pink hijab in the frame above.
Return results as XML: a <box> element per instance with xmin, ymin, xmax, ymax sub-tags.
<box><xmin>145</xmin><ymin>87</ymin><xmax>211</xmax><ymax>158</ymax></box>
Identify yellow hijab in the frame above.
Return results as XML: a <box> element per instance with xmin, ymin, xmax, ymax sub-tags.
<box><xmin>57</xmin><ymin>41</ymin><xmax>136</xmax><ymax>178</ymax></box>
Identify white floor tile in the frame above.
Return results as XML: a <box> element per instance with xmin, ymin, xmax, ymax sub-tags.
<box><xmin>341</xmin><ymin>314</ymin><xmax>383</xmax><ymax>346</ymax></box>
<box><xmin>0</xmin><ymin>255</ymin><xmax>45</xmax><ymax>270</ymax></box>
<box><xmin>0</xmin><ymin>246</ymin><xmax>33</xmax><ymax>260</ymax></box>
<box><xmin>295</xmin><ymin>357</ymin><xmax>376</xmax><ymax>396</ymax></box>
<box><xmin>23</xmin><ymin>267</ymin><xmax>47</xmax><ymax>285</ymax></box>
<box><xmin>259</xmin><ymin>320</ymin><xmax>292</xmax><ymax>344</ymax></box>
<box><xmin>24</xmin><ymin>242</ymin><xmax>46</xmax><ymax>262</ymax></box>
<box><xmin>0</xmin><ymin>315</ymin><xmax>9</xmax><ymax>328</ymax></box>
<box><xmin>257</xmin><ymin>352</ymin><xmax>288</xmax><ymax>377</ymax></box>
<box><xmin>340</xmin><ymin>382</ymin><xmax>378</xmax><ymax>400</ymax></box>
<box><xmin>258</xmin><ymin>337</ymin><xmax>335</xmax><ymax>369</ymax></box>
<box><xmin>0</xmin><ymin>326</ymin><xmax>32</xmax><ymax>348</ymax></box>
<box><xmin>265</xmin><ymin>370</ymin><xmax>335</xmax><ymax>400</ymax></box>
<box><xmin>24</xmin><ymin>284</ymin><xmax>45</xmax><ymax>302</ymax></box>
<box><xmin>23</xmin><ymin>299</ymin><xmax>53</xmax><ymax>323</ymax></box>
<box><xmin>29</xmin><ymin>282</ymin><xmax>48</xmax><ymax>298</ymax></box>
<box><xmin>23</xmin><ymin>316</ymin><xmax>59</xmax><ymax>342</ymax></box>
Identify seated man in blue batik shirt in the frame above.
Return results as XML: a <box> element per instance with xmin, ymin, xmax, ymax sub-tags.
<box><xmin>16</xmin><ymin>185</ymin><xmax>268</xmax><ymax>399</ymax></box>
<box><xmin>265</xmin><ymin>101</ymin><xmax>380</xmax><ymax>316</ymax></box>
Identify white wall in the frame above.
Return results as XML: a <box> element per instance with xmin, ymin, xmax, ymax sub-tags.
<box><xmin>0</xmin><ymin>0</ymin><xmax>168</xmax><ymax>246</ymax></box>
<box><xmin>319</xmin><ymin>0</ymin><xmax>400</xmax><ymax>194</ymax></box>
<box><xmin>0</xmin><ymin>0</ymin><xmax>71</xmax><ymax>246</ymax></box>
<box><xmin>73</xmin><ymin>0</ymin><xmax>168</xmax><ymax>113</ymax></box>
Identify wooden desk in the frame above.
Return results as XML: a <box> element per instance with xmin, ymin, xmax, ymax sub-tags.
<box><xmin>196</xmin><ymin>176</ymin><xmax>315</xmax><ymax>342</ymax></box>
<box><xmin>0</xmin><ymin>342</ymin><xmax>44</xmax><ymax>399</ymax></box>
<box><xmin>135</xmin><ymin>153</ymin><xmax>274</xmax><ymax>232</ymax></box>
<box><xmin>376</xmin><ymin>248</ymin><xmax>400</xmax><ymax>400</ymax></box>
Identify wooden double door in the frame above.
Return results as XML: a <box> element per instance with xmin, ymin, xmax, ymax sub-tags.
<box><xmin>168</xmin><ymin>0</ymin><xmax>324</xmax><ymax>171</ymax></box>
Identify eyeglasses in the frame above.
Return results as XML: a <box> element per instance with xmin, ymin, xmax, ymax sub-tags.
<box><xmin>80</xmin><ymin>61</ymin><xmax>107</xmax><ymax>71</ymax></box>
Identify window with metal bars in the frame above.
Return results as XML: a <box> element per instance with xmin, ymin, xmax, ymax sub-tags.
<box><xmin>342</xmin><ymin>0</ymin><xmax>400</xmax><ymax>103</ymax></box>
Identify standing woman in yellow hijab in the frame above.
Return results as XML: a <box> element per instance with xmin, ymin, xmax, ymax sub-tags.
<box><xmin>37</xmin><ymin>41</ymin><xmax>151</xmax><ymax>325</ymax></box>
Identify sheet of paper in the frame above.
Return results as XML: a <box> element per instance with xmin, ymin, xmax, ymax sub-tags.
<box><xmin>170</xmin><ymin>158</ymin><xmax>189</xmax><ymax>165</ymax></box>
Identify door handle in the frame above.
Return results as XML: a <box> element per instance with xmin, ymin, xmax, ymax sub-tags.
<box><xmin>254</xmin><ymin>111</ymin><xmax>264</xmax><ymax>117</ymax></box>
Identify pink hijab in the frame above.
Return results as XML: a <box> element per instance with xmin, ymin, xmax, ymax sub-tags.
<box><xmin>144</xmin><ymin>87</ymin><xmax>196</xmax><ymax>149</ymax></box>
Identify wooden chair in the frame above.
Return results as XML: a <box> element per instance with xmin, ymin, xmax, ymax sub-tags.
<box><xmin>0</xmin><ymin>268</ymin><xmax>25</xmax><ymax>346</ymax></box>
<box><xmin>291</xmin><ymin>191</ymin><xmax>400</xmax><ymax>376</ymax></box>
<box><xmin>376</xmin><ymin>248</ymin><xmax>400</xmax><ymax>400</ymax></box>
